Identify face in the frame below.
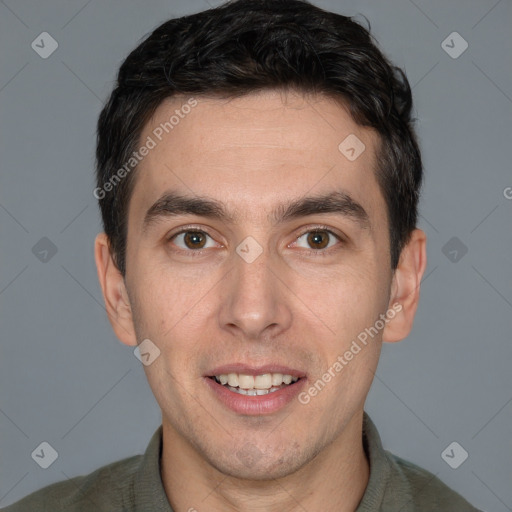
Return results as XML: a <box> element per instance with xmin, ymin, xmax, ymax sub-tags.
<box><xmin>104</xmin><ymin>90</ymin><xmax>409</xmax><ymax>480</ymax></box>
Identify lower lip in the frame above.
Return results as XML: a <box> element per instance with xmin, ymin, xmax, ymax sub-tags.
<box><xmin>204</xmin><ymin>377</ymin><xmax>306</xmax><ymax>415</ymax></box>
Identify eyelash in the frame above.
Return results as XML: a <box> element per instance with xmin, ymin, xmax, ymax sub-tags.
<box><xmin>166</xmin><ymin>224</ymin><xmax>344</xmax><ymax>257</ymax></box>
<box><xmin>292</xmin><ymin>225</ymin><xmax>343</xmax><ymax>257</ymax></box>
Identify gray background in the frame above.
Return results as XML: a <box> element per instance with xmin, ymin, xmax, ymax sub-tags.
<box><xmin>0</xmin><ymin>0</ymin><xmax>511</xmax><ymax>510</ymax></box>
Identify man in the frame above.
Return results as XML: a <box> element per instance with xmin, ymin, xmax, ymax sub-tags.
<box><xmin>3</xmin><ymin>0</ymin><xmax>481</xmax><ymax>510</ymax></box>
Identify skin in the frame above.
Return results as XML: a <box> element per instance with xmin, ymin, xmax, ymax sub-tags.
<box><xmin>95</xmin><ymin>89</ymin><xmax>427</xmax><ymax>512</ymax></box>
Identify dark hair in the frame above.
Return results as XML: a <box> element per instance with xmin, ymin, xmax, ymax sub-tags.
<box><xmin>95</xmin><ymin>0</ymin><xmax>422</xmax><ymax>276</ymax></box>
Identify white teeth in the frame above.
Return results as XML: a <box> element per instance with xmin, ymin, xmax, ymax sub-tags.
<box><xmin>225</xmin><ymin>385</ymin><xmax>283</xmax><ymax>396</ymax></box>
<box><xmin>271</xmin><ymin>373</ymin><xmax>283</xmax><ymax>386</ymax></box>
<box><xmin>227</xmin><ymin>373</ymin><xmax>238</xmax><ymax>387</ymax></box>
<box><xmin>238</xmin><ymin>374</ymin><xmax>255</xmax><ymax>389</ymax></box>
<box><xmin>254</xmin><ymin>374</ymin><xmax>272</xmax><ymax>389</ymax></box>
<box><xmin>214</xmin><ymin>372</ymin><xmax>299</xmax><ymax>391</ymax></box>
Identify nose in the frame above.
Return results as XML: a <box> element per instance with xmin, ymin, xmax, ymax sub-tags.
<box><xmin>218</xmin><ymin>246</ymin><xmax>292</xmax><ymax>342</ymax></box>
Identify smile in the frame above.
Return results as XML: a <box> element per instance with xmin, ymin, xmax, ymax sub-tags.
<box><xmin>205</xmin><ymin>371</ymin><xmax>306</xmax><ymax>415</ymax></box>
<box><xmin>212</xmin><ymin>372</ymin><xmax>299</xmax><ymax>395</ymax></box>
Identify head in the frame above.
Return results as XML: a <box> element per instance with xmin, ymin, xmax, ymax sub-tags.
<box><xmin>95</xmin><ymin>0</ymin><xmax>426</xmax><ymax>480</ymax></box>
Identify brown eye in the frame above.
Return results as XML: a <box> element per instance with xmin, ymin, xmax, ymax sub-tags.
<box><xmin>306</xmin><ymin>231</ymin><xmax>330</xmax><ymax>249</ymax></box>
<box><xmin>294</xmin><ymin>228</ymin><xmax>342</xmax><ymax>252</ymax></box>
<box><xmin>183</xmin><ymin>231</ymin><xmax>207</xmax><ymax>249</ymax></box>
<box><xmin>170</xmin><ymin>230</ymin><xmax>215</xmax><ymax>251</ymax></box>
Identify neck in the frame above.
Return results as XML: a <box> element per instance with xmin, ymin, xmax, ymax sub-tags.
<box><xmin>161</xmin><ymin>410</ymin><xmax>370</xmax><ymax>512</ymax></box>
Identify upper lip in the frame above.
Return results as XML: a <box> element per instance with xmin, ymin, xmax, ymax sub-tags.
<box><xmin>207</xmin><ymin>363</ymin><xmax>306</xmax><ymax>378</ymax></box>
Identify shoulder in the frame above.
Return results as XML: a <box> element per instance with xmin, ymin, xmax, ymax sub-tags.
<box><xmin>384</xmin><ymin>451</ymin><xmax>482</xmax><ymax>512</ymax></box>
<box><xmin>1</xmin><ymin>454</ymin><xmax>142</xmax><ymax>512</ymax></box>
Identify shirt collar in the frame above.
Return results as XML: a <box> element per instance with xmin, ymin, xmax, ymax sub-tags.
<box><xmin>355</xmin><ymin>411</ymin><xmax>394</xmax><ymax>511</ymax></box>
<box><xmin>134</xmin><ymin>425</ymin><xmax>174</xmax><ymax>512</ymax></box>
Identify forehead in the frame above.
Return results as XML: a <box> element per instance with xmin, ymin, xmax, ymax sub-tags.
<box><xmin>129</xmin><ymin>89</ymin><xmax>384</xmax><ymax>228</ymax></box>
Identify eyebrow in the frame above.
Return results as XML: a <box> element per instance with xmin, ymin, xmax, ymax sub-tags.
<box><xmin>142</xmin><ymin>190</ymin><xmax>370</xmax><ymax>233</ymax></box>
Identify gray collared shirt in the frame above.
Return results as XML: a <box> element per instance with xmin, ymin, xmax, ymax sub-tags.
<box><xmin>2</xmin><ymin>412</ymin><xmax>481</xmax><ymax>511</ymax></box>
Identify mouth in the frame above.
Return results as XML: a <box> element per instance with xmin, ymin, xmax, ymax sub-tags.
<box><xmin>204</xmin><ymin>367</ymin><xmax>307</xmax><ymax>415</ymax></box>
<box><xmin>208</xmin><ymin>372</ymin><xmax>301</xmax><ymax>396</ymax></box>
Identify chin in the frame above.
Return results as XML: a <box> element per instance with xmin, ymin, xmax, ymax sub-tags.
<box><xmin>206</xmin><ymin>440</ymin><xmax>311</xmax><ymax>481</ymax></box>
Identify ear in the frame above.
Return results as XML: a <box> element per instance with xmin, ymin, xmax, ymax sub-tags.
<box><xmin>94</xmin><ymin>232</ymin><xmax>138</xmax><ymax>347</ymax></box>
<box><xmin>382</xmin><ymin>228</ymin><xmax>427</xmax><ymax>343</ymax></box>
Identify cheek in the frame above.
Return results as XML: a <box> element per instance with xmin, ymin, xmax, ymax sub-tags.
<box><xmin>129</xmin><ymin>268</ymin><xmax>210</xmax><ymax>403</ymax></box>
<box><xmin>130</xmin><ymin>258</ymin><xmax>215</xmax><ymax>337</ymax></box>
<box><xmin>128</xmin><ymin>264</ymin><xmax>222</xmax><ymax>398</ymax></box>
<box><xmin>294</xmin><ymin>262</ymin><xmax>383</xmax><ymax>332</ymax></box>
